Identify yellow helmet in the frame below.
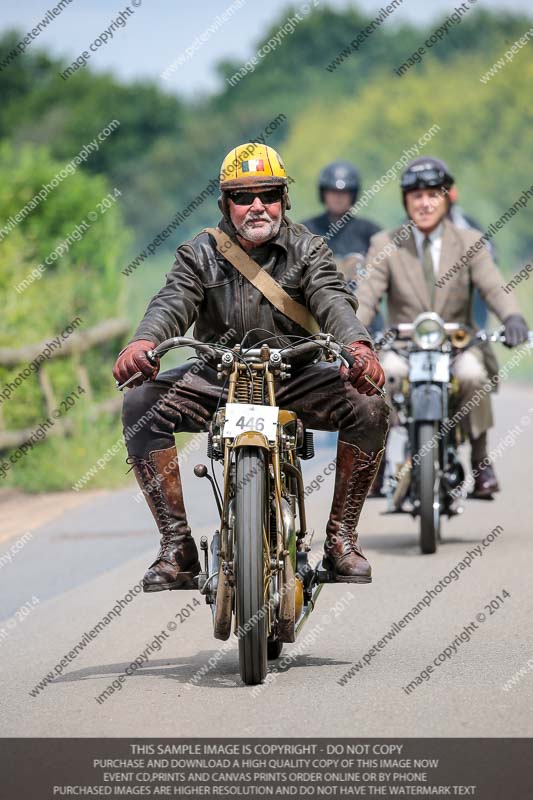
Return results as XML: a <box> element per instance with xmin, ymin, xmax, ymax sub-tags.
<box><xmin>218</xmin><ymin>142</ymin><xmax>291</xmax><ymax>223</ymax></box>
<box><xmin>219</xmin><ymin>142</ymin><xmax>288</xmax><ymax>191</ymax></box>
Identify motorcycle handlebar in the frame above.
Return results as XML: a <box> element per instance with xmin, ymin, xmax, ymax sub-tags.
<box><xmin>148</xmin><ymin>336</ymin><xmax>221</xmax><ymax>361</ymax></box>
<box><xmin>375</xmin><ymin>326</ymin><xmax>533</xmax><ymax>348</ymax></box>
<box><xmin>146</xmin><ymin>349</ymin><xmax>158</xmax><ymax>366</ymax></box>
<box><xmin>117</xmin><ymin>334</ymin><xmax>346</xmax><ymax>391</ymax></box>
<box><xmin>339</xmin><ymin>347</ymin><xmax>355</xmax><ymax>369</ymax></box>
<box><xmin>150</xmin><ymin>334</ymin><xmax>346</xmax><ymax>363</ymax></box>
<box><xmin>116</xmin><ymin>334</ymin><xmax>386</xmax><ymax>395</ymax></box>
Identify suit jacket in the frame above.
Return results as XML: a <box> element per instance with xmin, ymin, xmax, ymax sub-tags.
<box><xmin>358</xmin><ymin>218</ymin><xmax>519</xmax><ymax>326</ymax></box>
<box><xmin>356</xmin><ymin>219</ymin><xmax>521</xmax><ymax>380</ymax></box>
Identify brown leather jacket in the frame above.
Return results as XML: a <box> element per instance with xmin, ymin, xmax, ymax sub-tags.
<box><xmin>130</xmin><ymin>217</ymin><xmax>371</xmax><ymax>356</ymax></box>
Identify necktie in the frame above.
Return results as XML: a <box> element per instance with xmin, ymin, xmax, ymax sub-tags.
<box><xmin>422</xmin><ymin>236</ymin><xmax>435</xmax><ymax>308</ymax></box>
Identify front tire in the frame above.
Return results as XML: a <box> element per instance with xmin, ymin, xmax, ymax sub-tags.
<box><xmin>418</xmin><ymin>422</ymin><xmax>441</xmax><ymax>554</ymax></box>
<box><xmin>235</xmin><ymin>447</ymin><xmax>268</xmax><ymax>685</ymax></box>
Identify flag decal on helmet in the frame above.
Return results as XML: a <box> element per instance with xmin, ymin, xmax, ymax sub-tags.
<box><xmin>241</xmin><ymin>159</ymin><xmax>264</xmax><ymax>172</ymax></box>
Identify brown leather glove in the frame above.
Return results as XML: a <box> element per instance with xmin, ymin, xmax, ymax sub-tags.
<box><xmin>113</xmin><ymin>339</ymin><xmax>160</xmax><ymax>387</ymax></box>
<box><xmin>340</xmin><ymin>341</ymin><xmax>385</xmax><ymax>396</ymax></box>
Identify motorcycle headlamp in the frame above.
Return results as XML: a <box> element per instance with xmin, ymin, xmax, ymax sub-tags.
<box><xmin>412</xmin><ymin>313</ymin><xmax>446</xmax><ymax>350</ymax></box>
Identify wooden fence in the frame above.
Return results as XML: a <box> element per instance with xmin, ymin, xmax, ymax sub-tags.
<box><xmin>0</xmin><ymin>319</ymin><xmax>129</xmax><ymax>450</ymax></box>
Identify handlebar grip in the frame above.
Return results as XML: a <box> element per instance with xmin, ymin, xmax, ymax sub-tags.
<box><xmin>340</xmin><ymin>348</ymin><xmax>355</xmax><ymax>368</ymax></box>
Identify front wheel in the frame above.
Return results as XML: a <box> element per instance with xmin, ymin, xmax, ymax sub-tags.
<box><xmin>234</xmin><ymin>447</ymin><xmax>269</xmax><ymax>685</ymax></box>
<box><xmin>417</xmin><ymin>422</ymin><xmax>441</xmax><ymax>554</ymax></box>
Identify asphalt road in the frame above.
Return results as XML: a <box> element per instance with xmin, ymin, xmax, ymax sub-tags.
<box><xmin>1</xmin><ymin>385</ymin><xmax>532</xmax><ymax>737</ymax></box>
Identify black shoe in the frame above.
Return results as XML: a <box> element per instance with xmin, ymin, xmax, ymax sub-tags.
<box><xmin>469</xmin><ymin>463</ymin><xmax>499</xmax><ymax>499</ymax></box>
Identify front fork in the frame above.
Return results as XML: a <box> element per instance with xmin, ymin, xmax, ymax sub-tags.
<box><xmin>409</xmin><ymin>382</ymin><xmax>446</xmax><ymax>515</ymax></box>
<box><xmin>408</xmin><ymin>382</ymin><xmax>464</xmax><ymax>517</ymax></box>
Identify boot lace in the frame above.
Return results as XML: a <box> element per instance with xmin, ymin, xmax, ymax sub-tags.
<box><xmin>126</xmin><ymin>455</ymin><xmax>176</xmax><ymax>563</ymax></box>
<box><xmin>338</xmin><ymin>453</ymin><xmax>379</xmax><ymax>552</ymax></box>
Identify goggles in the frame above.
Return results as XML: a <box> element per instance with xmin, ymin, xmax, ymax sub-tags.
<box><xmin>401</xmin><ymin>167</ymin><xmax>452</xmax><ymax>190</ymax></box>
<box><xmin>227</xmin><ymin>188</ymin><xmax>282</xmax><ymax>206</ymax></box>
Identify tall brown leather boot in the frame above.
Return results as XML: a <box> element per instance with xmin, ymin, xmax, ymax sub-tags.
<box><xmin>127</xmin><ymin>446</ymin><xmax>200</xmax><ymax>592</ymax></box>
<box><xmin>323</xmin><ymin>440</ymin><xmax>384</xmax><ymax>583</ymax></box>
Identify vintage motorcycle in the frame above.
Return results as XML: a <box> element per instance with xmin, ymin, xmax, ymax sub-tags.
<box><xmin>375</xmin><ymin>312</ymin><xmax>531</xmax><ymax>554</ymax></box>
<box><xmin>118</xmin><ymin>332</ymin><xmax>368</xmax><ymax>686</ymax></box>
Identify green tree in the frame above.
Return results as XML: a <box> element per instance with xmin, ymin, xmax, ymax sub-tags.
<box><xmin>0</xmin><ymin>143</ymin><xmax>132</xmax><ymax>490</ymax></box>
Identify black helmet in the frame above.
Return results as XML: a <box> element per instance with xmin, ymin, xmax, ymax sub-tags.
<box><xmin>401</xmin><ymin>157</ymin><xmax>454</xmax><ymax>193</ymax></box>
<box><xmin>319</xmin><ymin>160</ymin><xmax>361</xmax><ymax>203</ymax></box>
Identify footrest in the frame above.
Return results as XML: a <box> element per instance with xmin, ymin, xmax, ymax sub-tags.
<box><xmin>314</xmin><ymin>560</ymin><xmax>372</xmax><ymax>585</ymax></box>
<box><xmin>314</xmin><ymin>560</ymin><xmax>340</xmax><ymax>584</ymax></box>
<box><xmin>143</xmin><ymin>574</ymin><xmax>200</xmax><ymax>592</ymax></box>
<box><xmin>168</xmin><ymin>580</ymin><xmax>199</xmax><ymax>591</ymax></box>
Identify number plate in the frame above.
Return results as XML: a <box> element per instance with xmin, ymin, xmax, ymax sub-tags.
<box><xmin>409</xmin><ymin>351</ymin><xmax>450</xmax><ymax>383</ymax></box>
<box><xmin>223</xmin><ymin>403</ymin><xmax>279</xmax><ymax>441</ymax></box>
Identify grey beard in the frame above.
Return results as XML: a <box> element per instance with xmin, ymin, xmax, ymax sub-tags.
<box><xmin>236</xmin><ymin>214</ymin><xmax>282</xmax><ymax>244</ymax></box>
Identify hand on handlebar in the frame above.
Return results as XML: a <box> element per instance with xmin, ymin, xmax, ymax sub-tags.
<box><xmin>340</xmin><ymin>341</ymin><xmax>385</xmax><ymax>396</ymax></box>
<box><xmin>112</xmin><ymin>339</ymin><xmax>160</xmax><ymax>387</ymax></box>
<box><xmin>503</xmin><ymin>315</ymin><xmax>529</xmax><ymax>348</ymax></box>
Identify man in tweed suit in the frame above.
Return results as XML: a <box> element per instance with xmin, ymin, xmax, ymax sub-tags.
<box><xmin>356</xmin><ymin>157</ymin><xmax>529</xmax><ymax>498</ymax></box>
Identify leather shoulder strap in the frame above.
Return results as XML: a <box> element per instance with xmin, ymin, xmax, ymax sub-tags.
<box><xmin>203</xmin><ymin>227</ymin><xmax>319</xmax><ymax>334</ymax></box>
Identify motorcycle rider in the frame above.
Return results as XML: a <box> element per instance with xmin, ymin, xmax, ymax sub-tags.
<box><xmin>303</xmin><ymin>161</ymin><xmax>384</xmax><ymax>463</ymax></box>
<box><xmin>113</xmin><ymin>143</ymin><xmax>388</xmax><ymax>590</ymax></box>
<box><xmin>302</xmin><ymin>160</ymin><xmax>381</xmax><ymax>262</ymax></box>
<box><xmin>356</xmin><ymin>157</ymin><xmax>528</xmax><ymax>499</ymax></box>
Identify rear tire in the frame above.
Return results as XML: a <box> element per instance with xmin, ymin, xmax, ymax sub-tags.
<box><xmin>235</xmin><ymin>447</ymin><xmax>268</xmax><ymax>685</ymax></box>
<box><xmin>418</xmin><ymin>422</ymin><xmax>441</xmax><ymax>554</ymax></box>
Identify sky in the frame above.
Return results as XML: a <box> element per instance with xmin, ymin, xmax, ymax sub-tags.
<box><xmin>1</xmin><ymin>0</ymin><xmax>531</xmax><ymax>97</ymax></box>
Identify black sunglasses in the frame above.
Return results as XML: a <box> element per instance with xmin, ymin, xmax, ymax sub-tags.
<box><xmin>228</xmin><ymin>189</ymin><xmax>282</xmax><ymax>206</ymax></box>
